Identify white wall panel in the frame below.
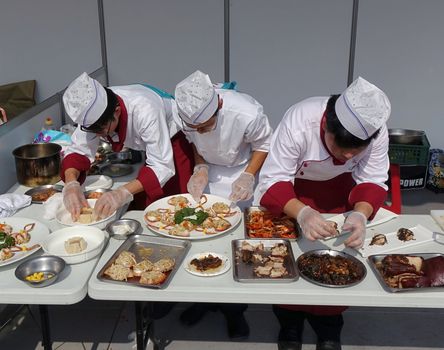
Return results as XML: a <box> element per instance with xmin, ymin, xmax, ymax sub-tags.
<box><xmin>355</xmin><ymin>0</ymin><xmax>444</xmax><ymax>149</ymax></box>
<box><xmin>0</xmin><ymin>0</ymin><xmax>102</xmax><ymax>103</ymax></box>
<box><xmin>103</xmin><ymin>0</ymin><xmax>224</xmax><ymax>93</ymax></box>
<box><xmin>230</xmin><ymin>0</ymin><xmax>353</xmax><ymax>128</ymax></box>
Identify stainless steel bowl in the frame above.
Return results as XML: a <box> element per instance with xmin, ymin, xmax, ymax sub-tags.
<box><xmin>12</xmin><ymin>143</ymin><xmax>62</xmax><ymax>187</ymax></box>
<box><xmin>15</xmin><ymin>255</ymin><xmax>66</xmax><ymax>288</ymax></box>
<box><xmin>100</xmin><ymin>163</ymin><xmax>133</xmax><ymax>177</ymax></box>
<box><xmin>25</xmin><ymin>184</ymin><xmax>64</xmax><ymax>204</ymax></box>
<box><xmin>105</xmin><ymin>219</ymin><xmax>142</xmax><ymax>240</ymax></box>
<box><xmin>388</xmin><ymin>129</ymin><xmax>425</xmax><ymax>145</ymax></box>
<box><xmin>105</xmin><ymin>151</ymin><xmax>132</xmax><ymax>163</ymax></box>
<box><xmin>83</xmin><ymin>188</ymin><xmax>112</xmax><ymax>200</ymax></box>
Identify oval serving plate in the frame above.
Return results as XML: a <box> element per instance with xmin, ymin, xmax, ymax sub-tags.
<box><xmin>25</xmin><ymin>184</ymin><xmax>64</xmax><ymax>204</ymax></box>
<box><xmin>185</xmin><ymin>252</ymin><xmax>230</xmax><ymax>277</ymax></box>
<box><xmin>297</xmin><ymin>249</ymin><xmax>366</xmax><ymax>288</ymax></box>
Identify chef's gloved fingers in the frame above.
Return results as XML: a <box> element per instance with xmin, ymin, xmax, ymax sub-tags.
<box><xmin>187</xmin><ymin>165</ymin><xmax>209</xmax><ymax>203</ymax></box>
<box><xmin>297</xmin><ymin>206</ymin><xmax>337</xmax><ymax>240</ymax></box>
<box><xmin>94</xmin><ymin>187</ymin><xmax>133</xmax><ymax>220</ymax></box>
<box><xmin>62</xmin><ymin>181</ymin><xmax>88</xmax><ymax>221</ymax></box>
<box><xmin>228</xmin><ymin>172</ymin><xmax>255</xmax><ymax>203</ymax></box>
<box><xmin>342</xmin><ymin>211</ymin><xmax>367</xmax><ymax>249</ymax></box>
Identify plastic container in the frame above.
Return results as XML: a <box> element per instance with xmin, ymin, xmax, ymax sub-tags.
<box><xmin>388</xmin><ymin>134</ymin><xmax>430</xmax><ymax>166</ymax></box>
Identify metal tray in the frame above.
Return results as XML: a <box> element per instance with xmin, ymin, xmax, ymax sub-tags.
<box><xmin>232</xmin><ymin>239</ymin><xmax>298</xmax><ymax>283</ymax></box>
<box><xmin>97</xmin><ymin>234</ymin><xmax>190</xmax><ymax>289</ymax></box>
<box><xmin>25</xmin><ymin>184</ymin><xmax>64</xmax><ymax>204</ymax></box>
<box><xmin>297</xmin><ymin>249</ymin><xmax>367</xmax><ymax>288</ymax></box>
<box><xmin>244</xmin><ymin>206</ymin><xmax>299</xmax><ymax>240</ymax></box>
<box><xmin>368</xmin><ymin>253</ymin><xmax>444</xmax><ymax>293</ymax></box>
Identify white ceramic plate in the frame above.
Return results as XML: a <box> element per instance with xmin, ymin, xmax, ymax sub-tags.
<box><xmin>358</xmin><ymin>225</ymin><xmax>438</xmax><ymax>257</ymax></box>
<box><xmin>55</xmin><ymin>199</ymin><xmax>116</xmax><ymax>229</ymax></box>
<box><xmin>0</xmin><ymin>217</ymin><xmax>50</xmax><ymax>267</ymax></box>
<box><xmin>144</xmin><ymin>193</ymin><xmax>241</xmax><ymax>240</ymax></box>
<box><xmin>83</xmin><ymin>175</ymin><xmax>113</xmax><ymax>191</ymax></box>
<box><xmin>184</xmin><ymin>252</ymin><xmax>230</xmax><ymax>277</ymax></box>
<box><xmin>431</xmin><ymin>210</ymin><xmax>444</xmax><ymax>231</ymax></box>
<box><xmin>41</xmin><ymin>226</ymin><xmax>106</xmax><ymax>264</ymax></box>
<box><xmin>324</xmin><ymin>208</ymin><xmax>398</xmax><ymax>240</ymax></box>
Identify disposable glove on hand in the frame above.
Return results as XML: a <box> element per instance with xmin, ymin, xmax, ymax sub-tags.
<box><xmin>229</xmin><ymin>172</ymin><xmax>255</xmax><ymax>202</ymax></box>
<box><xmin>62</xmin><ymin>181</ymin><xmax>88</xmax><ymax>221</ymax></box>
<box><xmin>187</xmin><ymin>164</ymin><xmax>209</xmax><ymax>202</ymax></box>
<box><xmin>94</xmin><ymin>187</ymin><xmax>133</xmax><ymax>220</ymax></box>
<box><xmin>342</xmin><ymin>211</ymin><xmax>367</xmax><ymax>249</ymax></box>
<box><xmin>297</xmin><ymin>206</ymin><xmax>338</xmax><ymax>241</ymax></box>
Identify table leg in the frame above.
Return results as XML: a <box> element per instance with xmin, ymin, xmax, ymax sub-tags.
<box><xmin>135</xmin><ymin>301</ymin><xmax>150</xmax><ymax>350</ymax></box>
<box><xmin>39</xmin><ymin>305</ymin><xmax>52</xmax><ymax>350</ymax></box>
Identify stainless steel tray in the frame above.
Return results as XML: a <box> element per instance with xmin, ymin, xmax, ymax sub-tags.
<box><xmin>232</xmin><ymin>239</ymin><xmax>298</xmax><ymax>283</ymax></box>
<box><xmin>97</xmin><ymin>234</ymin><xmax>190</xmax><ymax>289</ymax></box>
<box><xmin>25</xmin><ymin>184</ymin><xmax>64</xmax><ymax>204</ymax></box>
<box><xmin>244</xmin><ymin>206</ymin><xmax>299</xmax><ymax>240</ymax></box>
<box><xmin>368</xmin><ymin>253</ymin><xmax>444</xmax><ymax>293</ymax></box>
<box><xmin>297</xmin><ymin>249</ymin><xmax>367</xmax><ymax>288</ymax></box>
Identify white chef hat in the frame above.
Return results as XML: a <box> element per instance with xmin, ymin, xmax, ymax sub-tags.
<box><xmin>175</xmin><ymin>70</ymin><xmax>218</xmax><ymax>125</ymax></box>
<box><xmin>335</xmin><ymin>76</ymin><xmax>391</xmax><ymax>140</ymax></box>
<box><xmin>63</xmin><ymin>72</ymin><xmax>107</xmax><ymax>127</ymax></box>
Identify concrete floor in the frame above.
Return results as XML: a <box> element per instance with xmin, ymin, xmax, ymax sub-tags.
<box><xmin>1</xmin><ymin>189</ymin><xmax>443</xmax><ymax>350</ymax></box>
<box><xmin>1</xmin><ymin>299</ymin><xmax>444</xmax><ymax>350</ymax></box>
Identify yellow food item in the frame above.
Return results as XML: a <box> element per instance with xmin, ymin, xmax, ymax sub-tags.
<box><xmin>25</xmin><ymin>272</ymin><xmax>54</xmax><ymax>282</ymax></box>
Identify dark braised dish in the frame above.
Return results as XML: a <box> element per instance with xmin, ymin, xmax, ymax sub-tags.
<box><xmin>298</xmin><ymin>254</ymin><xmax>362</xmax><ymax>286</ymax></box>
<box><xmin>370</xmin><ymin>233</ymin><xmax>388</xmax><ymax>246</ymax></box>
<box><xmin>190</xmin><ymin>254</ymin><xmax>223</xmax><ymax>272</ymax></box>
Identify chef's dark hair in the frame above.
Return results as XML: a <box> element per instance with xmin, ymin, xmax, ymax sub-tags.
<box><xmin>326</xmin><ymin>94</ymin><xmax>379</xmax><ymax>148</ymax></box>
<box><xmin>82</xmin><ymin>87</ymin><xmax>118</xmax><ymax>133</ymax></box>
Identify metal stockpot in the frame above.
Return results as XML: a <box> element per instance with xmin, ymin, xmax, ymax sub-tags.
<box><xmin>388</xmin><ymin>129</ymin><xmax>425</xmax><ymax>145</ymax></box>
<box><xmin>12</xmin><ymin>143</ymin><xmax>62</xmax><ymax>187</ymax></box>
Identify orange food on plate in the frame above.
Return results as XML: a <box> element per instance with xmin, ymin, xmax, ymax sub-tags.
<box><xmin>246</xmin><ymin>209</ymin><xmax>297</xmax><ymax>239</ymax></box>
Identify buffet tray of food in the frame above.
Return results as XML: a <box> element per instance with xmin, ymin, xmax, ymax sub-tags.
<box><xmin>97</xmin><ymin>234</ymin><xmax>190</xmax><ymax>289</ymax></box>
<box><xmin>232</xmin><ymin>239</ymin><xmax>298</xmax><ymax>282</ymax></box>
<box><xmin>368</xmin><ymin>253</ymin><xmax>444</xmax><ymax>293</ymax></box>
<box><xmin>244</xmin><ymin>207</ymin><xmax>299</xmax><ymax>240</ymax></box>
<box><xmin>297</xmin><ymin>249</ymin><xmax>367</xmax><ymax>288</ymax></box>
<box><xmin>25</xmin><ymin>184</ymin><xmax>63</xmax><ymax>204</ymax></box>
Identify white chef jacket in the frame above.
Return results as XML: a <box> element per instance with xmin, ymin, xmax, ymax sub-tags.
<box><xmin>256</xmin><ymin>96</ymin><xmax>389</xmax><ymax>203</ymax></box>
<box><xmin>65</xmin><ymin>85</ymin><xmax>180</xmax><ymax>187</ymax></box>
<box><xmin>178</xmin><ymin>88</ymin><xmax>273</xmax><ymax>200</ymax></box>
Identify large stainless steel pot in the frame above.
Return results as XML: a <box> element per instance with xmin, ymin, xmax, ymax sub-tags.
<box><xmin>12</xmin><ymin>143</ymin><xmax>62</xmax><ymax>187</ymax></box>
<box><xmin>388</xmin><ymin>129</ymin><xmax>425</xmax><ymax>145</ymax></box>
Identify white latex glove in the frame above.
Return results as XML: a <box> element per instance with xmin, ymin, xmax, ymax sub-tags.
<box><xmin>342</xmin><ymin>211</ymin><xmax>367</xmax><ymax>249</ymax></box>
<box><xmin>94</xmin><ymin>187</ymin><xmax>134</xmax><ymax>220</ymax></box>
<box><xmin>229</xmin><ymin>172</ymin><xmax>255</xmax><ymax>202</ymax></box>
<box><xmin>62</xmin><ymin>181</ymin><xmax>88</xmax><ymax>221</ymax></box>
<box><xmin>187</xmin><ymin>164</ymin><xmax>209</xmax><ymax>202</ymax></box>
<box><xmin>297</xmin><ymin>206</ymin><xmax>338</xmax><ymax>241</ymax></box>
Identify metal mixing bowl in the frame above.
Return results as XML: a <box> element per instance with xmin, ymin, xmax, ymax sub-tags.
<box><xmin>105</xmin><ymin>219</ymin><xmax>142</xmax><ymax>240</ymax></box>
<box><xmin>15</xmin><ymin>255</ymin><xmax>66</xmax><ymax>287</ymax></box>
<box><xmin>388</xmin><ymin>129</ymin><xmax>425</xmax><ymax>145</ymax></box>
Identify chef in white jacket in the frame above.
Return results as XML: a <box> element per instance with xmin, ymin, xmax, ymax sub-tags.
<box><xmin>257</xmin><ymin>77</ymin><xmax>391</xmax><ymax>350</ymax></box>
<box><xmin>174</xmin><ymin>70</ymin><xmax>273</xmax><ymax>207</ymax></box>
<box><xmin>61</xmin><ymin>72</ymin><xmax>193</xmax><ymax>221</ymax></box>
<box><xmin>173</xmin><ymin>70</ymin><xmax>273</xmax><ymax>339</ymax></box>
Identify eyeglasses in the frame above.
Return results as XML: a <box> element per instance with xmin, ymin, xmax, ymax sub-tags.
<box><xmin>80</xmin><ymin>119</ymin><xmax>113</xmax><ymax>135</ymax></box>
<box><xmin>181</xmin><ymin>108</ymin><xmax>219</xmax><ymax>133</ymax></box>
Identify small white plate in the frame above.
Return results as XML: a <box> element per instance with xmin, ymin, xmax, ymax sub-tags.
<box><xmin>41</xmin><ymin>226</ymin><xmax>106</xmax><ymax>264</ymax></box>
<box><xmin>184</xmin><ymin>252</ymin><xmax>230</xmax><ymax>277</ymax></box>
<box><xmin>431</xmin><ymin>210</ymin><xmax>444</xmax><ymax>231</ymax></box>
<box><xmin>83</xmin><ymin>175</ymin><xmax>113</xmax><ymax>191</ymax></box>
<box><xmin>358</xmin><ymin>225</ymin><xmax>437</xmax><ymax>257</ymax></box>
<box><xmin>324</xmin><ymin>208</ymin><xmax>398</xmax><ymax>240</ymax></box>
